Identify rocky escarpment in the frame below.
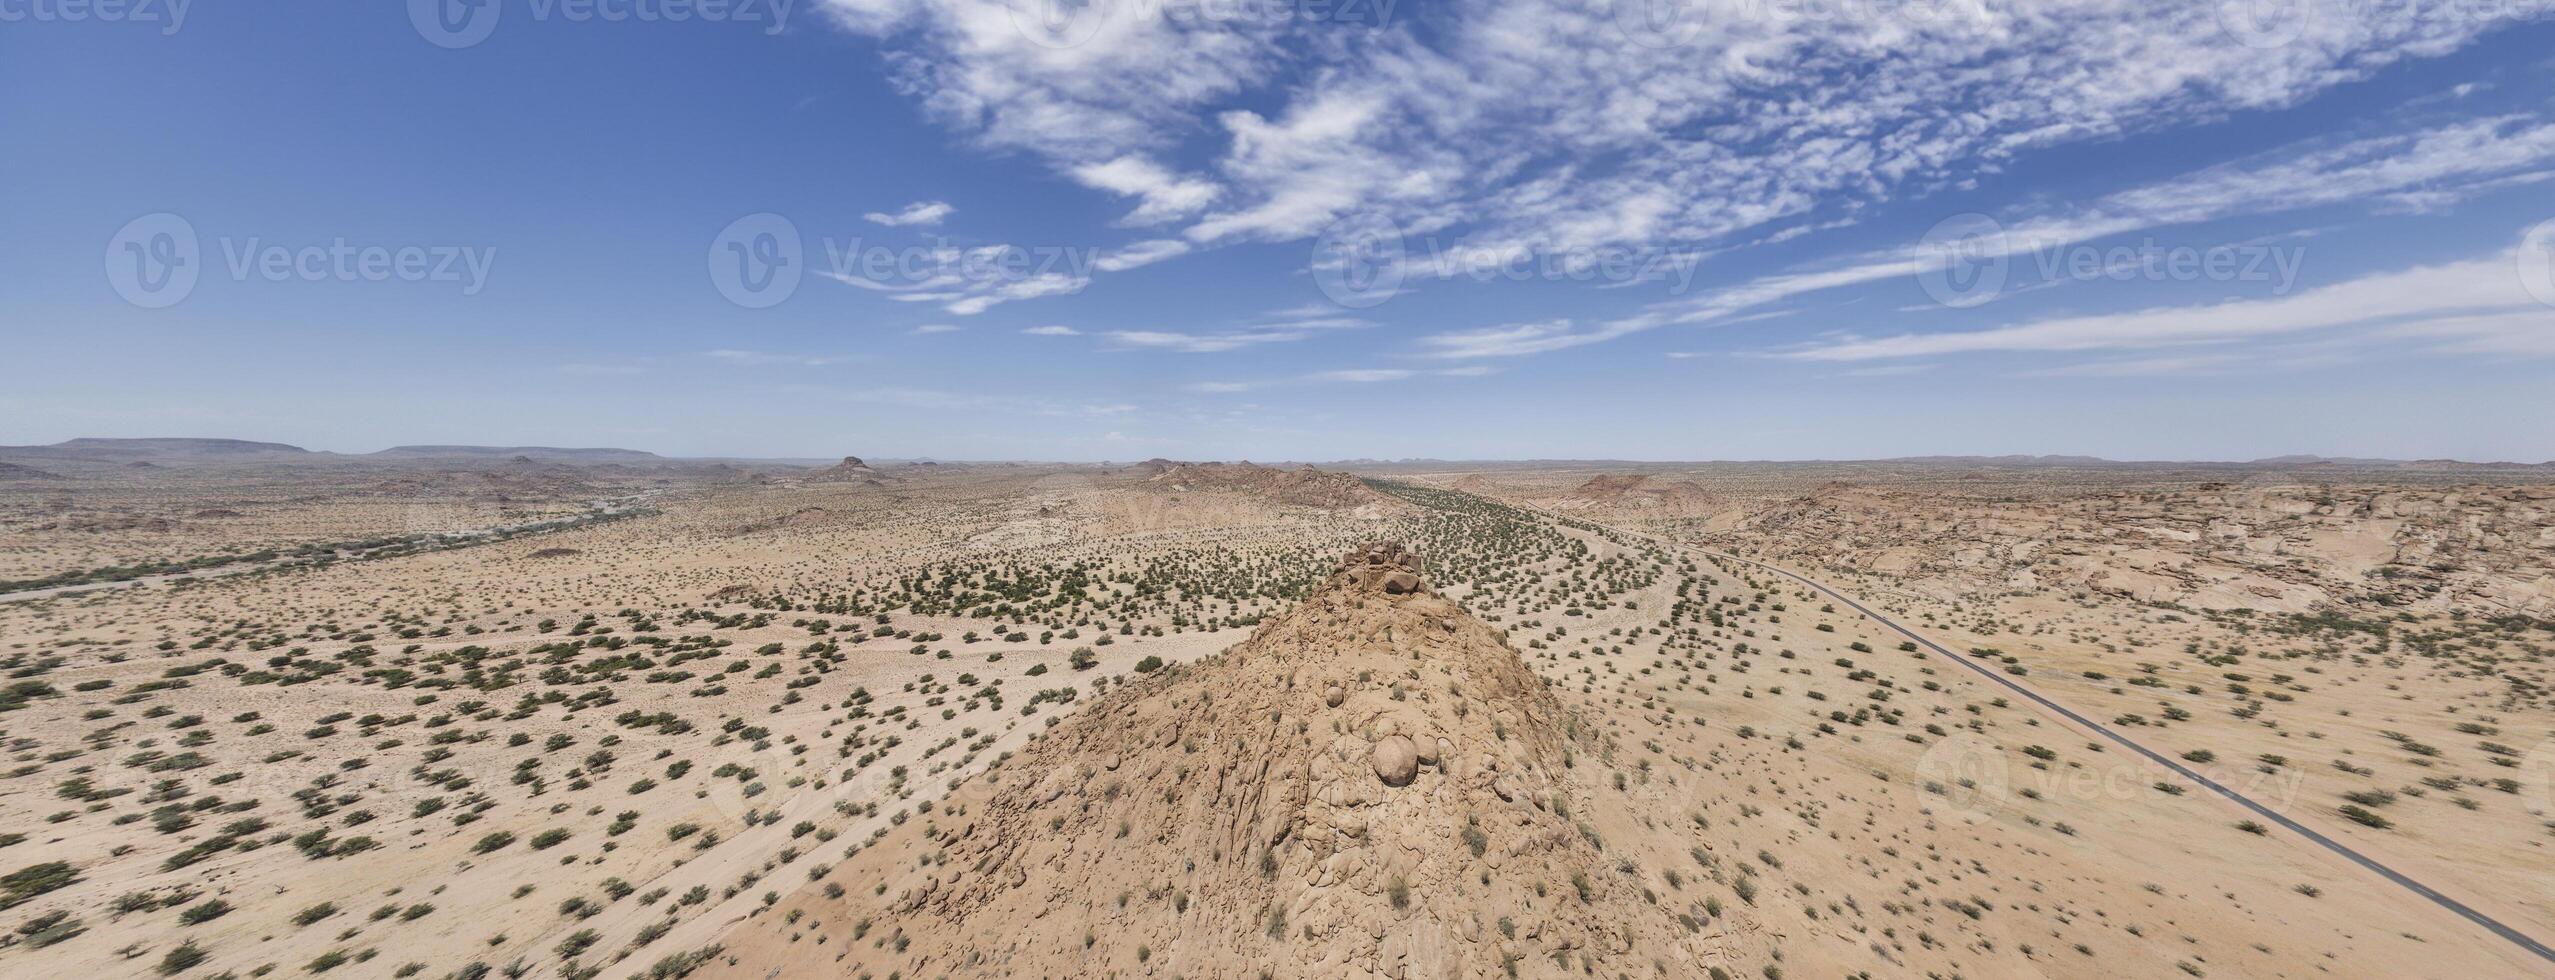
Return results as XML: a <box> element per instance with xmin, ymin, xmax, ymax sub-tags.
<box><xmin>708</xmin><ymin>542</ymin><xmax>1698</xmax><ymax>979</ymax></box>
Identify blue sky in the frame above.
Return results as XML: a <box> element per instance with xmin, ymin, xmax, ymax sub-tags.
<box><xmin>5</xmin><ymin>0</ymin><xmax>2554</xmax><ymax>461</ymax></box>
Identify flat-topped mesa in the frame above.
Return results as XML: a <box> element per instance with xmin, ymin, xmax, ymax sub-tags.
<box><xmin>1333</xmin><ymin>539</ymin><xmax>1427</xmax><ymax>595</ymax></box>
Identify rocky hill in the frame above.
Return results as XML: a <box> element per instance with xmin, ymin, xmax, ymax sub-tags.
<box><xmin>802</xmin><ymin>456</ymin><xmax>884</xmax><ymax>484</ymax></box>
<box><xmin>707</xmin><ymin>542</ymin><xmax>1692</xmax><ymax>978</ymax></box>
<box><xmin>1147</xmin><ymin>461</ymin><xmax>1391</xmax><ymax>510</ymax></box>
<box><xmin>1545</xmin><ymin>473</ymin><xmax>1724</xmax><ymax>517</ymax></box>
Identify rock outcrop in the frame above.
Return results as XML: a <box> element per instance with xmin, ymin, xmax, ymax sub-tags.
<box><xmin>709</xmin><ymin>543</ymin><xmax>1693</xmax><ymax>979</ymax></box>
<box><xmin>804</xmin><ymin>456</ymin><xmax>883</xmax><ymax>484</ymax></box>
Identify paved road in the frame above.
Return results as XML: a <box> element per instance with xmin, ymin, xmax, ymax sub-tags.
<box><xmin>1646</xmin><ymin>531</ymin><xmax>2555</xmax><ymax>965</ymax></box>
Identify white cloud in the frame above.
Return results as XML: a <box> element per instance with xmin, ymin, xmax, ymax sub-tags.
<box><xmin>2016</xmin><ymin>354</ymin><xmax>2248</xmax><ymax>378</ymax></box>
<box><xmin>1094</xmin><ymin>238</ymin><xmax>1194</xmax><ymax>272</ymax></box>
<box><xmin>1305</xmin><ymin>369</ymin><xmax>1415</xmax><ymax>383</ymax></box>
<box><xmin>1402</xmin><ymin>113</ymin><xmax>2555</xmax><ymax>359</ymax></box>
<box><xmin>1105</xmin><ymin>329</ymin><xmax>1308</xmax><ymax>353</ymax></box>
<box><xmin>2377</xmin><ymin>310</ymin><xmax>2555</xmax><ymax>356</ymax></box>
<box><xmin>1022</xmin><ymin>324</ymin><xmax>1082</xmax><ymax>336</ymax></box>
<box><xmin>1780</xmin><ymin>242</ymin><xmax>2545</xmax><ymax>362</ymax></box>
<box><xmin>818</xmin><ymin>0</ymin><xmax>2555</xmax><ymax>337</ymax></box>
<box><xmin>910</xmin><ymin>323</ymin><xmax>962</xmax><ymax>334</ymax></box>
<box><xmin>940</xmin><ymin>272</ymin><xmax>1089</xmax><ymax>315</ymax></box>
<box><xmin>1415</xmin><ymin>317</ymin><xmax>1665</xmax><ymax>359</ymax></box>
<box><xmin>1073</xmin><ymin>157</ymin><xmax>1222</xmax><ymax>226</ymax></box>
<box><xmin>1656</xmin><ymin>115</ymin><xmax>2555</xmax><ymax>325</ymax></box>
<box><xmin>819</xmin><ymin>240</ymin><xmax>1093</xmax><ymax>315</ymax></box>
<box><xmin>1098</xmin><ymin>310</ymin><xmax>1372</xmax><ymax>354</ymax></box>
<box><xmin>1834</xmin><ymin>363</ymin><xmax>1936</xmax><ymax>378</ymax></box>
<box><xmin>1185</xmin><ymin>365</ymin><xmax>1494</xmax><ymax>393</ymax></box>
<box><xmin>863</xmin><ymin>200</ymin><xmax>956</xmax><ymax>227</ymax></box>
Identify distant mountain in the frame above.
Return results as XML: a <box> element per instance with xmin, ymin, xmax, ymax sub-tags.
<box><xmin>371</xmin><ymin>445</ymin><xmax>663</xmax><ymax>462</ymax></box>
<box><xmin>1877</xmin><ymin>454</ymin><xmax>2119</xmax><ymax>466</ymax></box>
<box><xmin>0</xmin><ymin>437</ymin><xmax>313</xmax><ymax>458</ymax></box>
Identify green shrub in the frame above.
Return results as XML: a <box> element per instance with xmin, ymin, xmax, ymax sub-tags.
<box><xmin>157</xmin><ymin>940</ymin><xmax>208</xmax><ymax>975</ymax></box>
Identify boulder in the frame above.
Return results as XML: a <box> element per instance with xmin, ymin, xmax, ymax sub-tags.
<box><xmin>1372</xmin><ymin>736</ymin><xmax>1419</xmax><ymax>786</ymax></box>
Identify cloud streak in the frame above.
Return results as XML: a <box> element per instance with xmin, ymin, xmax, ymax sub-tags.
<box><xmin>863</xmin><ymin>200</ymin><xmax>955</xmax><ymax>227</ymax></box>
<box><xmin>1779</xmin><ymin>240</ymin><xmax>2548</xmax><ymax>362</ymax></box>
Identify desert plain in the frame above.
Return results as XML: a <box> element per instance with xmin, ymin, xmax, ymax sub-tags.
<box><xmin>2</xmin><ymin>439</ymin><xmax>2552</xmax><ymax>979</ymax></box>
